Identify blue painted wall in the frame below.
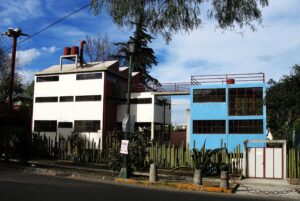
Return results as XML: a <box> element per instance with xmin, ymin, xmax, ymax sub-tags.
<box><xmin>190</xmin><ymin>83</ymin><xmax>266</xmax><ymax>151</ymax></box>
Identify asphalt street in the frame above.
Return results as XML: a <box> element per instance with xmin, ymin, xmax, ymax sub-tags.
<box><xmin>0</xmin><ymin>166</ymin><xmax>296</xmax><ymax>201</ymax></box>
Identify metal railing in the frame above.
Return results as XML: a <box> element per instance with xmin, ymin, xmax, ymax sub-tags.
<box><xmin>191</xmin><ymin>73</ymin><xmax>265</xmax><ymax>85</ymax></box>
<box><xmin>132</xmin><ymin>82</ymin><xmax>191</xmax><ymax>93</ymax></box>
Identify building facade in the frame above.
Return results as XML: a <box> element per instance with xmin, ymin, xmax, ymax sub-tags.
<box><xmin>189</xmin><ymin>74</ymin><xmax>266</xmax><ymax>151</ymax></box>
<box><xmin>32</xmin><ymin>59</ymin><xmax>171</xmax><ymax>148</ymax></box>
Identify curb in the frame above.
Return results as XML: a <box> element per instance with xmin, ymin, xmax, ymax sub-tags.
<box><xmin>114</xmin><ymin>178</ymin><xmax>233</xmax><ymax>193</ymax></box>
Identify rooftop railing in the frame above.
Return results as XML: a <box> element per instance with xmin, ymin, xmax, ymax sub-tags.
<box><xmin>191</xmin><ymin>73</ymin><xmax>265</xmax><ymax>85</ymax></box>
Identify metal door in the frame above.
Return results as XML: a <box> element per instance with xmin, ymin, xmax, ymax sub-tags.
<box><xmin>247</xmin><ymin>147</ymin><xmax>283</xmax><ymax>179</ymax></box>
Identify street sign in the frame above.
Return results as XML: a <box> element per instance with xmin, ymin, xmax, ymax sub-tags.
<box><xmin>120</xmin><ymin>140</ymin><xmax>129</xmax><ymax>154</ymax></box>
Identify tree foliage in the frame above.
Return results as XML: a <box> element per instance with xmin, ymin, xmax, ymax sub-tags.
<box><xmin>265</xmin><ymin>65</ymin><xmax>300</xmax><ymax>143</ymax></box>
<box><xmin>0</xmin><ymin>46</ymin><xmax>25</xmax><ymax>112</ymax></box>
<box><xmin>114</xmin><ymin>16</ymin><xmax>159</xmax><ymax>85</ymax></box>
<box><xmin>91</xmin><ymin>0</ymin><xmax>269</xmax><ymax>42</ymax></box>
<box><xmin>84</xmin><ymin>34</ymin><xmax>116</xmax><ymax>62</ymax></box>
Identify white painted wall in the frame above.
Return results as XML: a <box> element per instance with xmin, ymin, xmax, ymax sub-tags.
<box><xmin>32</xmin><ymin>72</ymin><xmax>105</xmax><ymax>147</ymax></box>
<box><xmin>116</xmin><ymin>92</ymin><xmax>171</xmax><ymax>125</ymax></box>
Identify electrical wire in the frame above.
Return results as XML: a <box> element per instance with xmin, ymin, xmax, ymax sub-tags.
<box><xmin>3</xmin><ymin>2</ymin><xmax>92</xmax><ymax>52</ymax></box>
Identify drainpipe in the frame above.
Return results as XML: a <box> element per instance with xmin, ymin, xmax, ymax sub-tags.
<box><xmin>80</xmin><ymin>40</ymin><xmax>86</xmax><ymax>67</ymax></box>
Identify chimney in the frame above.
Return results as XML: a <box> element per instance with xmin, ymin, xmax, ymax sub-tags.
<box><xmin>80</xmin><ymin>40</ymin><xmax>86</xmax><ymax>67</ymax></box>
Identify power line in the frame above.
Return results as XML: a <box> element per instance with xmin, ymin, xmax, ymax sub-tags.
<box><xmin>4</xmin><ymin>2</ymin><xmax>92</xmax><ymax>52</ymax></box>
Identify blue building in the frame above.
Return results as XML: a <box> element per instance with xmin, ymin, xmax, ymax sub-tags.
<box><xmin>189</xmin><ymin>73</ymin><xmax>266</xmax><ymax>151</ymax></box>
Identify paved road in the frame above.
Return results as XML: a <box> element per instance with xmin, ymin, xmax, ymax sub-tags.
<box><xmin>0</xmin><ymin>166</ymin><xmax>296</xmax><ymax>201</ymax></box>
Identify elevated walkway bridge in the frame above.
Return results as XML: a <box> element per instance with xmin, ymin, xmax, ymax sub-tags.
<box><xmin>132</xmin><ymin>73</ymin><xmax>265</xmax><ymax>96</ymax></box>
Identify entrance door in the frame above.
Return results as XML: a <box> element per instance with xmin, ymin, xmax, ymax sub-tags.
<box><xmin>247</xmin><ymin>147</ymin><xmax>283</xmax><ymax>179</ymax></box>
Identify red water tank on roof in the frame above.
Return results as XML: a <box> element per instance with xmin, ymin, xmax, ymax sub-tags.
<box><xmin>226</xmin><ymin>79</ymin><xmax>235</xmax><ymax>84</ymax></box>
<box><xmin>64</xmin><ymin>47</ymin><xmax>71</xmax><ymax>55</ymax></box>
<box><xmin>71</xmin><ymin>46</ymin><xmax>79</xmax><ymax>55</ymax></box>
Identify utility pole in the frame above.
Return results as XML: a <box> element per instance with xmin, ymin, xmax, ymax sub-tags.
<box><xmin>2</xmin><ymin>28</ymin><xmax>28</xmax><ymax>112</ymax></box>
<box><xmin>2</xmin><ymin>28</ymin><xmax>28</xmax><ymax>161</ymax></box>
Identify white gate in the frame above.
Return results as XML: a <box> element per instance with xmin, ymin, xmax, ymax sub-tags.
<box><xmin>247</xmin><ymin>147</ymin><xmax>283</xmax><ymax>179</ymax></box>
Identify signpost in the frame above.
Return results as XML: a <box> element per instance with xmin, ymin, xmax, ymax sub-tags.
<box><xmin>120</xmin><ymin>140</ymin><xmax>129</xmax><ymax>155</ymax></box>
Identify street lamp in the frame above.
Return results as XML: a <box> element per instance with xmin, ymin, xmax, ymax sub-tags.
<box><xmin>119</xmin><ymin>38</ymin><xmax>135</xmax><ymax>178</ymax></box>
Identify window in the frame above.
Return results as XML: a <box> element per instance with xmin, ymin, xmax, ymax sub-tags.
<box><xmin>155</xmin><ymin>99</ymin><xmax>171</xmax><ymax>109</ymax></box>
<box><xmin>229</xmin><ymin>120</ymin><xmax>263</xmax><ymax>134</ymax></box>
<box><xmin>75</xmin><ymin>95</ymin><xmax>101</xmax><ymax>102</ymax></box>
<box><xmin>35</xmin><ymin>97</ymin><xmax>58</xmax><ymax>103</ymax></box>
<box><xmin>76</xmin><ymin>73</ymin><xmax>102</xmax><ymax>80</ymax></box>
<box><xmin>74</xmin><ymin>120</ymin><xmax>100</xmax><ymax>132</ymax></box>
<box><xmin>193</xmin><ymin>120</ymin><xmax>226</xmax><ymax>134</ymax></box>
<box><xmin>229</xmin><ymin>87</ymin><xmax>263</xmax><ymax>116</ymax></box>
<box><xmin>59</xmin><ymin>96</ymin><xmax>74</xmax><ymax>102</ymax></box>
<box><xmin>36</xmin><ymin>76</ymin><xmax>59</xmax><ymax>82</ymax></box>
<box><xmin>193</xmin><ymin>89</ymin><xmax>225</xmax><ymax>102</ymax></box>
<box><xmin>131</xmin><ymin>98</ymin><xmax>152</xmax><ymax>104</ymax></box>
<box><xmin>58</xmin><ymin>122</ymin><xmax>73</xmax><ymax>128</ymax></box>
<box><xmin>34</xmin><ymin>120</ymin><xmax>57</xmax><ymax>132</ymax></box>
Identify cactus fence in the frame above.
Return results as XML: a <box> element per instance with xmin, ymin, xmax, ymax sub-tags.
<box><xmin>146</xmin><ymin>141</ymin><xmax>243</xmax><ymax>174</ymax></box>
<box><xmin>28</xmin><ymin>133</ymin><xmax>300</xmax><ymax>178</ymax></box>
<box><xmin>288</xmin><ymin>148</ymin><xmax>300</xmax><ymax>179</ymax></box>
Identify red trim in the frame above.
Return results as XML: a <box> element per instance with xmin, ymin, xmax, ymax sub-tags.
<box><xmin>281</xmin><ymin>147</ymin><xmax>284</xmax><ymax>179</ymax></box>
<box><xmin>263</xmin><ymin>147</ymin><xmax>265</xmax><ymax>178</ymax></box>
<box><xmin>273</xmin><ymin>148</ymin><xmax>275</xmax><ymax>179</ymax></box>
<box><xmin>102</xmin><ymin>73</ymin><xmax>107</xmax><ymax>145</ymax></box>
<box><xmin>255</xmin><ymin>148</ymin><xmax>256</xmax><ymax>178</ymax></box>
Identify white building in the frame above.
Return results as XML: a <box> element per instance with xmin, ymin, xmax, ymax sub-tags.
<box><xmin>32</xmin><ymin>55</ymin><xmax>171</xmax><ymax>148</ymax></box>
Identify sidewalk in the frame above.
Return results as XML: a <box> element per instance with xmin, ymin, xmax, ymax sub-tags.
<box><xmin>236</xmin><ymin>178</ymin><xmax>300</xmax><ymax>199</ymax></box>
<box><xmin>1</xmin><ymin>159</ymin><xmax>299</xmax><ymax>199</ymax></box>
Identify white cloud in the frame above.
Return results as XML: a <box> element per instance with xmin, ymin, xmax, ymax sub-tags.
<box><xmin>151</xmin><ymin>1</ymin><xmax>300</xmax><ymax>83</ymax></box>
<box><xmin>150</xmin><ymin>1</ymin><xmax>300</xmax><ymax>125</ymax></box>
<box><xmin>42</xmin><ymin>46</ymin><xmax>59</xmax><ymax>53</ymax></box>
<box><xmin>2</xmin><ymin>18</ymin><xmax>13</xmax><ymax>26</ymax></box>
<box><xmin>0</xmin><ymin>0</ymin><xmax>43</xmax><ymax>24</ymax></box>
<box><xmin>15</xmin><ymin>48</ymin><xmax>41</xmax><ymax>67</ymax></box>
<box><xmin>18</xmin><ymin>69</ymin><xmax>35</xmax><ymax>83</ymax></box>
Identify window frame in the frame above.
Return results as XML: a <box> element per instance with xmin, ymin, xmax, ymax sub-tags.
<box><xmin>58</xmin><ymin>122</ymin><xmax>73</xmax><ymax>128</ymax></box>
<box><xmin>34</xmin><ymin>120</ymin><xmax>57</xmax><ymax>132</ymax></box>
<box><xmin>229</xmin><ymin>119</ymin><xmax>263</xmax><ymax>134</ymax></box>
<box><xmin>35</xmin><ymin>97</ymin><xmax>58</xmax><ymax>103</ymax></box>
<box><xmin>74</xmin><ymin>120</ymin><xmax>101</xmax><ymax>132</ymax></box>
<box><xmin>193</xmin><ymin>88</ymin><xmax>226</xmax><ymax>103</ymax></box>
<box><xmin>36</xmin><ymin>76</ymin><xmax>59</xmax><ymax>82</ymax></box>
<box><xmin>228</xmin><ymin>87</ymin><xmax>263</xmax><ymax>116</ymax></box>
<box><xmin>76</xmin><ymin>73</ymin><xmax>102</xmax><ymax>80</ymax></box>
<box><xmin>193</xmin><ymin>120</ymin><xmax>226</xmax><ymax>134</ymax></box>
<box><xmin>75</xmin><ymin>95</ymin><xmax>101</xmax><ymax>102</ymax></box>
<box><xmin>59</xmin><ymin>96</ymin><xmax>74</xmax><ymax>102</ymax></box>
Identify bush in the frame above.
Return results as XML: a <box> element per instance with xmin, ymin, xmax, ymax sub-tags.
<box><xmin>104</xmin><ymin>130</ymin><xmax>150</xmax><ymax>175</ymax></box>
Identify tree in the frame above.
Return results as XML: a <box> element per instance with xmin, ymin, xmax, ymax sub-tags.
<box><xmin>265</xmin><ymin>65</ymin><xmax>300</xmax><ymax>145</ymax></box>
<box><xmin>0</xmin><ymin>47</ymin><xmax>24</xmax><ymax>113</ymax></box>
<box><xmin>114</xmin><ymin>15</ymin><xmax>159</xmax><ymax>85</ymax></box>
<box><xmin>91</xmin><ymin>0</ymin><xmax>269</xmax><ymax>43</ymax></box>
<box><xmin>84</xmin><ymin>34</ymin><xmax>116</xmax><ymax>62</ymax></box>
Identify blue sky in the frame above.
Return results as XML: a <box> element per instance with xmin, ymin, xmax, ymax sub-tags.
<box><xmin>1</xmin><ymin>0</ymin><xmax>300</xmax><ymax>125</ymax></box>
